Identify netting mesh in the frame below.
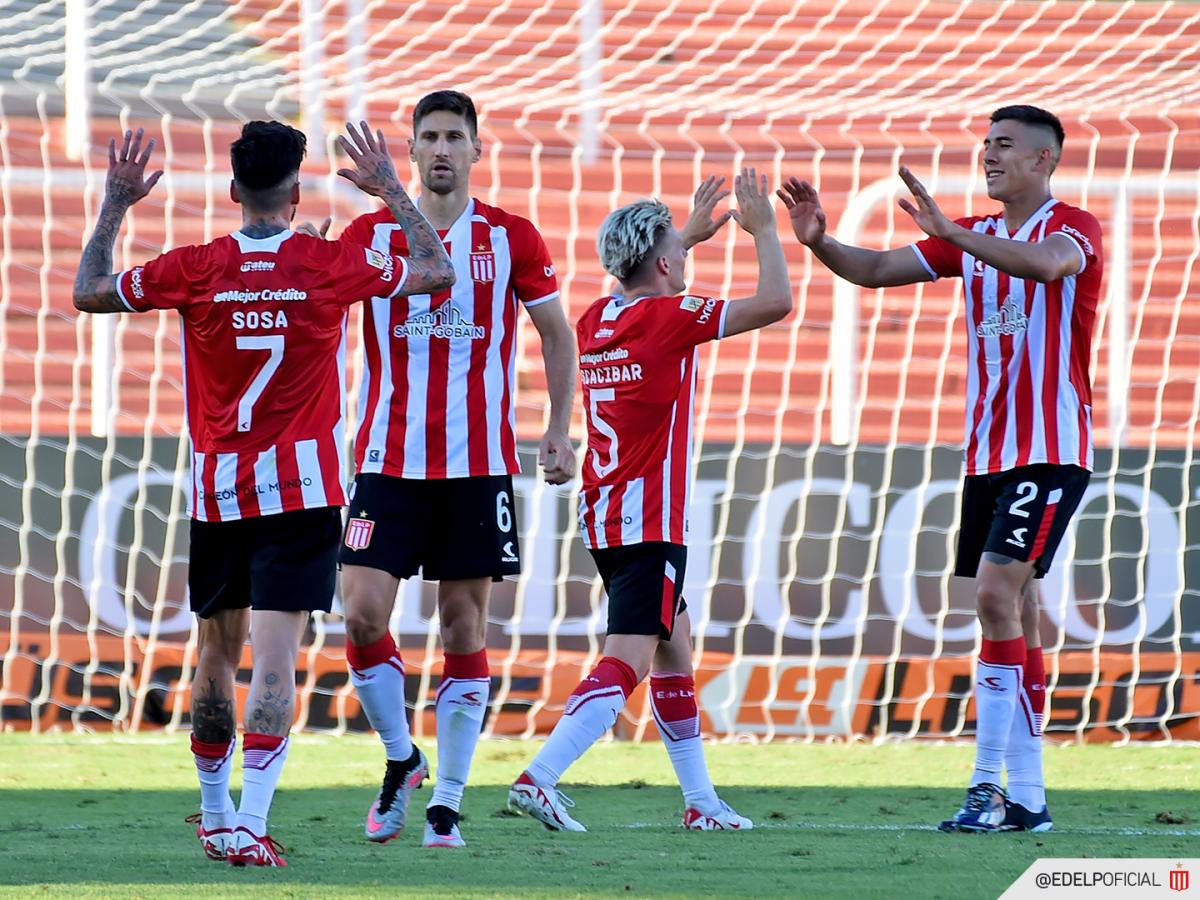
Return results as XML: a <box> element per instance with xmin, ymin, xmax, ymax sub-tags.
<box><xmin>2</xmin><ymin>0</ymin><xmax>1199</xmax><ymax>742</ymax></box>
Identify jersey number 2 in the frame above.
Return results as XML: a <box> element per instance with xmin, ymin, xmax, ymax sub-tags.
<box><xmin>235</xmin><ymin>335</ymin><xmax>284</xmax><ymax>432</ymax></box>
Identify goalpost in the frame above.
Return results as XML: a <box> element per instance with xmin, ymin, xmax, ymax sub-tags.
<box><xmin>2</xmin><ymin>0</ymin><xmax>1199</xmax><ymax>745</ymax></box>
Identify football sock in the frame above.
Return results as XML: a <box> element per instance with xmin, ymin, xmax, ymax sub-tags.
<box><xmin>649</xmin><ymin>672</ymin><xmax>720</xmax><ymax>811</ymax></box>
<box><xmin>429</xmin><ymin>649</ymin><xmax>491</xmax><ymax>813</ymax></box>
<box><xmin>970</xmin><ymin>636</ymin><xmax>1025</xmax><ymax>787</ymax></box>
<box><xmin>1006</xmin><ymin>645</ymin><xmax>1047</xmax><ymax>809</ymax></box>
<box><xmin>191</xmin><ymin>734</ymin><xmax>236</xmax><ymax>826</ymax></box>
<box><xmin>526</xmin><ymin>656</ymin><xmax>639</xmax><ymax>787</ymax></box>
<box><xmin>347</xmin><ymin>633</ymin><xmax>414</xmax><ymax>762</ymax></box>
<box><xmin>237</xmin><ymin>733</ymin><xmax>290</xmax><ymax>835</ymax></box>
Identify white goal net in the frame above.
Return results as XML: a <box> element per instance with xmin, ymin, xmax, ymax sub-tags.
<box><xmin>2</xmin><ymin>0</ymin><xmax>1199</xmax><ymax>744</ymax></box>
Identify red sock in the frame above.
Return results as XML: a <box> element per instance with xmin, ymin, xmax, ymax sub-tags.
<box><xmin>1024</xmin><ymin>645</ymin><xmax>1046</xmax><ymax>723</ymax></box>
<box><xmin>649</xmin><ymin>673</ymin><xmax>700</xmax><ymax>741</ymax></box>
<box><xmin>346</xmin><ymin>632</ymin><xmax>402</xmax><ymax>672</ymax></box>
<box><xmin>565</xmin><ymin>656</ymin><xmax>639</xmax><ymax>714</ymax></box>
<box><xmin>443</xmin><ymin>648</ymin><xmax>489</xmax><ymax>680</ymax></box>
<box><xmin>980</xmin><ymin>636</ymin><xmax>1026</xmax><ymax>667</ymax></box>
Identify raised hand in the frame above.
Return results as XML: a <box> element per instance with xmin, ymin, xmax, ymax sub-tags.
<box><xmin>729</xmin><ymin>167</ymin><xmax>775</xmax><ymax>236</ymax></box>
<box><xmin>776</xmin><ymin>176</ymin><xmax>825</xmax><ymax>247</ymax></box>
<box><xmin>105</xmin><ymin>128</ymin><xmax>163</xmax><ymax>209</ymax></box>
<box><xmin>897</xmin><ymin>166</ymin><xmax>954</xmax><ymax>239</ymax></box>
<box><xmin>337</xmin><ymin>122</ymin><xmax>405</xmax><ymax>199</ymax></box>
<box><xmin>680</xmin><ymin>176</ymin><xmax>733</xmax><ymax>249</ymax></box>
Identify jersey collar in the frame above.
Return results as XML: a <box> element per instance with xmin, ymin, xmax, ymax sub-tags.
<box><xmin>998</xmin><ymin>197</ymin><xmax>1058</xmax><ymax>241</ymax></box>
<box><xmin>231</xmin><ymin>230</ymin><xmax>294</xmax><ymax>253</ymax></box>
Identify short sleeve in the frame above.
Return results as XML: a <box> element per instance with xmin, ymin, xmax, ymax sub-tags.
<box><xmin>910</xmin><ymin>237</ymin><xmax>958</xmax><ymax>281</ymax></box>
<box><xmin>662</xmin><ymin>295</ymin><xmax>728</xmax><ymax>350</ymax></box>
<box><xmin>337</xmin><ymin>212</ymin><xmax>375</xmax><ymax>248</ymax></box>
<box><xmin>328</xmin><ymin>241</ymin><xmax>409</xmax><ymax>306</ymax></box>
<box><xmin>116</xmin><ymin>245</ymin><xmax>208</xmax><ymax>311</ymax></box>
<box><xmin>508</xmin><ymin>218</ymin><xmax>559</xmax><ymax>308</ymax></box>
<box><xmin>1046</xmin><ymin>208</ymin><xmax>1102</xmax><ymax>275</ymax></box>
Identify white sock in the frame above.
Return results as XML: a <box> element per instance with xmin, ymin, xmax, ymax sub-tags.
<box><xmin>429</xmin><ymin>650</ymin><xmax>491</xmax><ymax>812</ymax></box>
<box><xmin>650</xmin><ymin>673</ymin><xmax>720</xmax><ymax>811</ymax></box>
<box><xmin>1005</xmin><ymin>647</ymin><xmax>1047</xmax><ymax>809</ymax></box>
<box><xmin>527</xmin><ymin>656</ymin><xmax>638</xmax><ymax>787</ymax></box>
<box><xmin>237</xmin><ymin>733</ymin><xmax>290</xmax><ymax>835</ymax></box>
<box><xmin>971</xmin><ymin>663</ymin><xmax>1021</xmax><ymax>785</ymax></box>
<box><xmin>347</xmin><ymin>634</ymin><xmax>414</xmax><ymax>762</ymax></box>
<box><xmin>191</xmin><ymin>734</ymin><xmax>236</xmax><ymax>827</ymax></box>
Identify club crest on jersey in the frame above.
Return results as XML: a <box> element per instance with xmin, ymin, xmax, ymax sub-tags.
<box><xmin>344</xmin><ymin>517</ymin><xmax>375</xmax><ymax>551</ymax></box>
<box><xmin>471</xmin><ymin>248</ymin><xmax>496</xmax><ymax>283</ymax></box>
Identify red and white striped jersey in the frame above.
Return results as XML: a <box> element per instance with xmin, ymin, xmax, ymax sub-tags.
<box><xmin>910</xmin><ymin>199</ymin><xmax>1103</xmax><ymax>475</ymax></box>
<box><xmin>116</xmin><ymin>229</ymin><xmax>410</xmax><ymax>521</ymax></box>
<box><xmin>576</xmin><ymin>293</ymin><xmax>729</xmax><ymax>548</ymax></box>
<box><xmin>340</xmin><ymin>199</ymin><xmax>559</xmax><ymax>479</ymax></box>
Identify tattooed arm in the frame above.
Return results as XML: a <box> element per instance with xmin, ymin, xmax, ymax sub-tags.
<box><xmin>336</xmin><ymin>121</ymin><xmax>455</xmax><ymax>295</ymax></box>
<box><xmin>73</xmin><ymin>129</ymin><xmax>164</xmax><ymax>313</ymax></box>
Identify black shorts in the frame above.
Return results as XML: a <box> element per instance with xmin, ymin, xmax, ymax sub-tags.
<box><xmin>338</xmin><ymin>473</ymin><xmax>520</xmax><ymax>582</ymax></box>
<box><xmin>589</xmin><ymin>542</ymin><xmax>688</xmax><ymax>640</ymax></box>
<box><xmin>189</xmin><ymin>506</ymin><xmax>341</xmax><ymax>618</ymax></box>
<box><xmin>955</xmin><ymin>463</ymin><xmax>1090</xmax><ymax>579</ymax></box>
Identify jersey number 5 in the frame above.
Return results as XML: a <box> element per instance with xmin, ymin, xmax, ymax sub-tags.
<box><xmin>588</xmin><ymin>388</ymin><xmax>619</xmax><ymax>478</ymax></box>
<box><xmin>235</xmin><ymin>335</ymin><xmax>284</xmax><ymax>432</ymax></box>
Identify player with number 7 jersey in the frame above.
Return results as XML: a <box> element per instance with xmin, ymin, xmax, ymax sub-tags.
<box><xmin>509</xmin><ymin>170</ymin><xmax>792</xmax><ymax>833</ymax></box>
<box><xmin>73</xmin><ymin>120</ymin><xmax>454</xmax><ymax>867</ymax></box>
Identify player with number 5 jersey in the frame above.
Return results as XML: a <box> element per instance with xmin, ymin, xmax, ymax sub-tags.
<box><xmin>72</xmin><ymin>120</ymin><xmax>454</xmax><ymax>867</ymax></box>
<box><xmin>509</xmin><ymin>170</ymin><xmax>792</xmax><ymax>833</ymax></box>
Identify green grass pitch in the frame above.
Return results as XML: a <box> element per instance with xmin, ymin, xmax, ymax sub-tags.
<box><xmin>0</xmin><ymin>735</ymin><xmax>1195</xmax><ymax>898</ymax></box>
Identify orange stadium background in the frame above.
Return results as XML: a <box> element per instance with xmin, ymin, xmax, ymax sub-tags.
<box><xmin>1</xmin><ymin>0</ymin><xmax>1199</xmax><ymax>742</ymax></box>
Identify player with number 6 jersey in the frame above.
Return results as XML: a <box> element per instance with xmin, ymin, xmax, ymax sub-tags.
<box><xmin>72</xmin><ymin>120</ymin><xmax>454</xmax><ymax>867</ymax></box>
<box><xmin>509</xmin><ymin>170</ymin><xmax>792</xmax><ymax>833</ymax></box>
<box><xmin>333</xmin><ymin>90</ymin><xmax>577</xmax><ymax>851</ymax></box>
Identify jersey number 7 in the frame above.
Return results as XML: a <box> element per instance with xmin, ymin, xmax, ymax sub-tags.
<box><xmin>235</xmin><ymin>335</ymin><xmax>285</xmax><ymax>432</ymax></box>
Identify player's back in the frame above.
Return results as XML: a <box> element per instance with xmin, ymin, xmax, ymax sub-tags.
<box><xmin>117</xmin><ymin>229</ymin><xmax>407</xmax><ymax>519</ymax></box>
<box><xmin>576</xmin><ymin>292</ymin><xmax>726</xmax><ymax>548</ymax></box>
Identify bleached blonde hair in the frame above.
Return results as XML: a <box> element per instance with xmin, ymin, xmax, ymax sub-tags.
<box><xmin>596</xmin><ymin>199</ymin><xmax>673</xmax><ymax>283</ymax></box>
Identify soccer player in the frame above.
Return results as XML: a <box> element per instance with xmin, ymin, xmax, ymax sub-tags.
<box><xmin>333</xmin><ymin>90</ymin><xmax>576</xmax><ymax>849</ymax></box>
<box><xmin>507</xmin><ymin>170</ymin><xmax>792</xmax><ymax>831</ymax></box>
<box><xmin>780</xmin><ymin>105</ymin><xmax>1102</xmax><ymax>833</ymax></box>
<box><xmin>72</xmin><ymin>122</ymin><xmax>453</xmax><ymax>865</ymax></box>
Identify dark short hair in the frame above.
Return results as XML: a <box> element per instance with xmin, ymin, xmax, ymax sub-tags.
<box><xmin>412</xmin><ymin>90</ymin><xmax>478</xmax><ymax>138</ymax></box>
<box><xmin>990</xmin><ymin>105</ymin><xmax>1065</xmax><ymax>149</ymax></box>
<box><xmin>230</xmin><ymin>121</ymin><xmax>306</xmax><ymax>207</ymax></box>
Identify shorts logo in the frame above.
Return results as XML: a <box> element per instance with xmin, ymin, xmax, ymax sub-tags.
<box><xmin>544</xmin><ymin>264</ymin><xmax>555</xmax><ymax>278</ymax></box>
<box><xmin>501</xmin><ymin>541</ymin><xmax>518</xmax><ymax>563</ymax></box>
<box><xmin>981</xmin><ymin>676</ymin><xmax>1004</xmax><ymax>691</ymax></box>
<box><xmin>471</xmin><ymin>249</ymin><xmax>495</xmax><ymax>283</ymax></box>
<box><xmin>344</xmin><ymin>517</ymin><xmax>375</xmax><ymax>551</ymax></box>
<box><xmin>450</xmin><ymin>690</ymin><xmax>483</xmax><ymax>707</ymax></box>
<box><xmin>1006</xmin><ymin>527</ymin><xmax>1028</xmax><ymax>548</ymax></box>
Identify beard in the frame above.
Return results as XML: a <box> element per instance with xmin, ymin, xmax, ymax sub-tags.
<box><xmin>423</xmin><ymin>171</ymin><xmax>457</xmax><ymax>195</ymax></box>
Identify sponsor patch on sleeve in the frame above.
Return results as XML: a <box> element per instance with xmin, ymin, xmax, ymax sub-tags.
<box><xmin>364</xmin><ymin>248</ymin><xmax>389</xmax><ymax>270</ymax></box>
<box><xmin>680</xmin><ymin>295</ymin><xmax>704</xmax><ymax>311</ymax></box>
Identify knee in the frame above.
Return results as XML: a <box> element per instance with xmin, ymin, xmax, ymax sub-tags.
<box><xmin>345</xmin><ymin>611</ymin><xmax>387</xmax><ymax>647</ymax></box>
<box><xmin>440</xmin><ymin>609</ymin><xmax>484</xmax><ymax>654</ymax></box>
<box><xmin>976</xmin><ymin>582</ymin><xmax>1020</xmax><ymax>627</ymax></box>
